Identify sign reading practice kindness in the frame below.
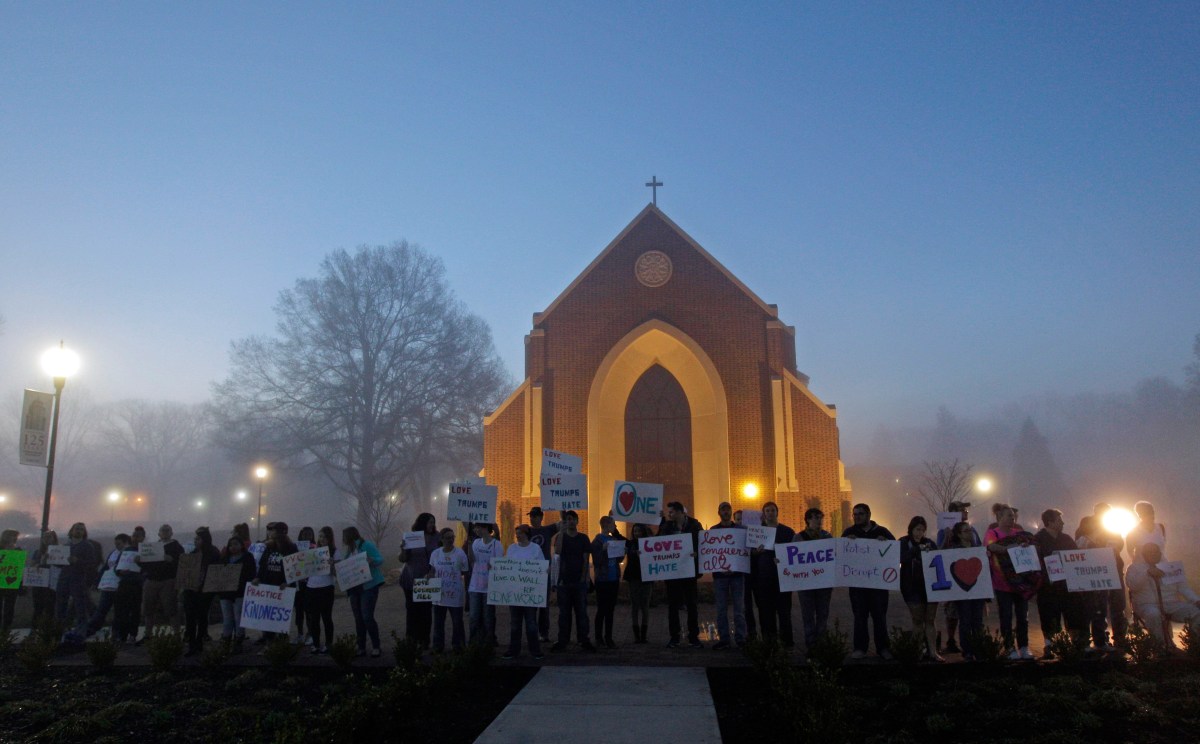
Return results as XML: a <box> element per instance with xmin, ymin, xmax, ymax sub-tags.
<box><xmin>0</xmin><ymin>550</ymin><xmax>27</xmax><ymax>590</ymax></box>
<box><xmin>698</xmin><ymin>529</ymin><xmax>750</xmax><ymax>574</ymax></box>
<box><xmin>539</xmin><ymin>473</ymin><xmax>587</xmax><ymax>512</ymax></box>
<box><xmin>486</xmin><ymin>558</ymin><xmax>549</xmax><ymax>608</ymax></box>
<box><xmin>240</xmin><ymin>583</ymin><xmax>296</xmax><ymax>633</ymax></box>
<box><xmin>639</xmin><ymin>533</ymin><xmax>695</xmax><ymax>581</ymax></box>
<box><xmin>445</xmin><ymin>482</ymin><xmax>498</xmax><ymax>523</ymax></box>
<box><xmin>612</xmin><ymin>481</ymin><xmax>663</xmax><ymax>525</ymax></box>
<box><xmin>774</xmin><ymin>538</ymin><xmax>901</xmax><ymax>592</ymax></box>
<box><xmin>1057</xmin><ymin>548</ymin><xmax>1121</xmax><ymax>592</ymax></box>
<box><xmin>921</xmin><ymin>547</ymin><xmax>993</xmax><ymax>601</ymax></box>
<box><xmin>542</xmin><ymin>448</ymin><xmax>582</xmax><ymax>475</ymax></box>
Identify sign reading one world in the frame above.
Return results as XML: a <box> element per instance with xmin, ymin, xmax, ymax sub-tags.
<box><xmin>486</xmin><ymin>558</ymin><xmax>549</xmax><ymax>608</ymax></box>
<box><xmin>611</xmin><ymin>481</ymin><xmax>663</xmax><ymax>525</ymax></box>
<box><xmin>638</xmin><ymin>533</ymin><xmax>695</xmax><ymax>581</ymax></box>
<box><xmin>445</xmin><ymin>482</ymin><xmax>498</xmax><ymax>523</ymax></box>
<box><xmin>921</xmin><ymin>546</ymin><xmax>994</xmax><ymax>601</ymax></box>
<box><xmin>774</xmin><ymin>538</ymin><xmax>901</xmax><ymax>592</ymax></box>
<box><xmin>539</xmin><ymin>473</ymin><xmax>587</xmax><ymax>512</ymax></box>
<box><xmin>541</xmin><ymin>448</ymin><xmax>582</xmax><ymax>475</ymax></box>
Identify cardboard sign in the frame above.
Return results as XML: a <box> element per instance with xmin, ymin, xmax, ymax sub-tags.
<box><xmin>46</xmin><ymin>545</ymin><xmax>70</xmax><ymax>566</ymax></box>
<box><xmin>776</xmin><ymin>539</ymin><xmax>838</xmax><ymax>591</ymax></box>
<box><xmin>283</xmin><ymin>548</ymin><xmax>331</xmax><ymax>584</ymax></box>
<box><xmin>539</xmin><ymin>473</ymin><xmax>587</xmax><ymax>512</ymax></box>
<box><xmin>413</xmin><ymin>578</ymin><xmax>442</xmax><ymax>603</ymax></box>
<box><xmin>203</xmin><ymin>564</ymin><xmax>243</xmax><ymax>593</ymax></box>
<box><xmin>698</xmin><ymin>529</ymin><xmax>750</xmax><ymax>574</ymax></box>
<box><xmin>335</xmin><ymin>551</ymin><xmax>372</xmax><ymax>591</ymax></box>
<box><xmin>177</xmin><ymin>553</ymin><xmax>203</xmax><ymax>591</ymax></box>
<box><xmin>486</xmin><ymin>558</ymin><xmax>549</xmax><ymax>608</ymax></box>
<box><xmin>1043</xmin><ymin>554</ymin><xmax>1066</xmax><ymax>582</ymax></box>
<box><xmin>1160</xmin><ymin>561</ymin><xmax>1186</xmax><ymax>585</ymax></box>
<box><xmin>138</xmin><ymin>541</ymin><xmax>165</xmax><ymax>562</ymax></box>
<box><xmin>542</xmin><ymin>448</ymin><xmax>582</xmax><ymax>474</ymax></box>
<box><xmin>921</xmin><ymin>547</ymin><xmax>994</xmax><ymax>601</ymax></box>
<box><xmin>638</xmin><ymin>533</ymin><xmax>695</xmax><ymax>581</ymax></box>
<box><xmin>612</xmin><ymin>481</ymin><xmax>663</xmax><ymax>526</ymax></box>
<box><xmin>402</xmin><ymin>531</ymin><xmax>426</xmax><ymax>550</ymax></box>
<box><xmin>1007</xmin><ymin>545</ymin><xmax>1040</xmax><ymax>574</ymax></box>
<box><xmin>0</xmin><ymin>550</ymin><xmax>27</xmax><ymax>590</ymax></box>
<box><xmin>445</xmin><ymin>482</ymin><xmax>498</xmax><ymax>523</ymax></box>
<box><xmin>746</xmin><ymin>525</ymin><xmax>775</xmax><ymax>550</ymax></box>
<box><xmin>838</xmin><ymin>539</ymin><xmax>901</xmax><ymax>590</ymax></box>
<box><xmin>116</xmin><ymin>551</ymin><xmax>141</xmax><ymax>573</ymax></box>
<box><xmin>937</xmin><ymin>512</ymin><xmax>963</xmax><ymax>533</ymax></box>
<box><xmin>239</xmin><ymin>583</ymin><xmax>296</xmax><ymax>633</ymax></box>
<box><xmin>739</xmin><ymin>510</ymin><xmax>762</xmax><ymax>527</ymax></box>
<box><xmin>605</xmin><ymin>539</ymin><xmax>627</xmax><ymax>560</ymax></box>
<box><xmin>23</xmin><ymin>566</ymin><xmax>58</xmax><ymax>588</ymax></box>
<box><xmin>1058</xmin><ymin>548</ymin><xmax>1122</xmax><ymax>592</ymax></box>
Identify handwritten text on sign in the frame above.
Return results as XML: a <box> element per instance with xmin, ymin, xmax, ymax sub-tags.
<box><xmin>413</xmin><ymin>578</ymin><xmax>441</xmax><ymax>603</ymax></box>
<box><xmin>1007</xmin><ymin>545</ymin><xmax>1040</xmax><ymax>574</ymax></box>
<box><xmin>539</xmin><ymin>473</ymin><xmax>587</xmax><ymax>512</ymax></box>
<box><xmin>138</xmin><ymin>542</ymin><xmax>165</xmax><ymax>562</ymax></box>
<box><xmin>1057</xmin><ymin>549</ymin><xmax>1121</xmax><ymax>592</ymax></box>
<box><xmin>283</xmin><ymin>548</ymin><xmax>331</xmax><ymax>584</ymax></box>
<box><xmin>239</xmin><ymin>583</ymin><xmax>296</xmax><ymax>633</ymax></box>
<box><xmin>775</xmin><ymin>539</ymin><xmax>837</xmax><ymax>591</ymax></box>
<box><xmin>1043</xmin><ymin>553</ymin><xmax>1066</xmax><ymax>582</ymax></box>
<box><xmin>335</xmin><ymin>551</ymin><xmax>372</xmax><ymax>591</ymax></box>
<box><xmin>746</xmin><ymin>525</ymin><xmax>775</xmax><ymax>550</ymax></box>
<box><xmin>486</xmin><ymin>558</ymin><xmax>549</xmax><ymax>608</ymax></box>
<box><xmin>639</xmin><ymin>533</ymin><xmax>696</xmax><ymax>581</ymax></box>
<box><xmin>612</xmin><ymin>481</ymin><xmax>663</xmax><ymax>525</ymax></box>
<box><xmin>445</xmin><ymin>482</ymin><xmax>498</xmax><ymax>523</ymax></box>
<box><xmin>0</xmin><ymin>550</ymin><xmax>27</xmax><ymax>590</ymax></box>
<box><xmin>698</xmin><ymin>529</ymin><xmax>750</xmax><ymax>574</ymax></box>
<box><xmin>542</xmin><ymin>448</ymin><xmax>582</xmax><ymax>474</ymax></box>
<box><xmin>775</xmin><ymin>538</ymin><xmax>901</xmax><ymax>591</ymax></box>
<box><xmin>921</xmin><ymin>547</ymin><xmax>994</xmax><ymax>601</ymax></box>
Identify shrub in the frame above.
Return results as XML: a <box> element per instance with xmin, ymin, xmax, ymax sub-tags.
<box><xmin>0</xmin><ymin>629</ymin><xmax>17</xmax><ymax>657</ymax></box>
<box><xmin>200</xmin><ymin>639</ymin><xmax>231</xmax><ymax>669</ymax></box>
<box><xmin>887</xmin><ymin>626</ymin><xmax>924</xmax><ymax>666</ymax></box>
<box><xmin>329</xmin><ymin>633</ymin><xmax>359</xmax><ymax>670</ymax></box>
<box><xmin>392</xmin><ymin>631</ymin><xmax>422</xmax><ymax>671</ymax></box>
<box><xmin>16</xmin><ymin>625</ymin><xmax>58</xmax><ymax>676</ymax></box>
<box><xmin>806</xmin><ymin>622</ymin><xmax>849</xmax><ymax>671</ymax></box>
<box><xmin>262</xmin><ymin>633</ymin><xmax>300</xmax><ymax>670</ymax></box>
<box><xmin>85</xmin><ymin>637</ymin><xmax>119</xmax><ymax>671</ymax></box>
<box><xmin>1125</xmin><ymin>624</ymin><xmax>1159</xmax><ymax>664</ymax></box>
<box><xmin>966</xmin><ymin>628</ymin><xmax>1006</xmax><ymax>663</ymax></box>
<box><xmin>145</xmin><ymin>627</ymin><xmax>185</xmax><ymax>672</ymax></box>
<box><xmin>1180</xmin><ymin>622</ymin><xmax>1200</xmax><ymax>662</ymax></box>
<box><xmin>1047</xmin><ymin>630</ymin><xmax>1088</xmax><ymax>663</ymax></box>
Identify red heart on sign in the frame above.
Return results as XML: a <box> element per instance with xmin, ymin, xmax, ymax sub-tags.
<box><xmin>950</xmin><ymin>557</ymin><xmax>983</xmax><ymax>591</ymax></box>
<box><xmin>617</xmin><ymin>485</ymin><xmax>635</xmax><ymax>514</ymax></box>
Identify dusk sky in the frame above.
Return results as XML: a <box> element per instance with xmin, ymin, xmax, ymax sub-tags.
<box><xmin>2</xmin><ymin>3</ymin><xmax>1197</xmax><ymax>460</ymax></box>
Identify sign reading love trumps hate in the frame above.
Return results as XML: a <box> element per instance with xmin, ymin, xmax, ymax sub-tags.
<box><xmin>542</xmin><ymin>448</ymin><xmax>582</xmax><ymax>475</ymax></box>
<box><xmin>239</xmin><ymin>583</ymin><xmax>296</xmax><ymax>633</ymax></box>
<box><xmin>445</xmin><ymin>482</ymin><xmax>498</xmax><ymax>523</ymax></box>
<box><xmin>774</xmin><ymin>538</ymin><xmax>901</xmax><ymax>592</ymax></box>
<box><xmin>611</xmin><ymin>481</ymin><xmax>663</xmax><ymax>525</ymax></box>
<box><xmin>921</xmin><ymin>547</ymin><xmax>993</xmax><ymax>601</ymax></box>
<box><xmin>638</xmin><ymin>533</ymin><xmax>695</xmax><ymax>581</ymax></box>
<box><xmin>1056</xmin><ymin>548</ymin><xmax>1121</xmax><ymax>592</ymax></box>
<box><xmin>698</xmin><ymin>529</ymin><xmax>749</xmax><ymax>574</ymax></box>
<box><xmin>539</xmin><ymin>473</ymin><xmax>587</xmax><ymax>512</ymax></box>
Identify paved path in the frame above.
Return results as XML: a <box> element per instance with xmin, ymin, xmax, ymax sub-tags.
<box><xmin>474</xmin><ymin>666</ymin><xmax>721</xmax><ymax>744</ymax></box>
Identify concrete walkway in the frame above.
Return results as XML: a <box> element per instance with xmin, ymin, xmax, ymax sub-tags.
<box><xmin>475</xmin><ymin>666</ymin><xmax>722</xmax><ymax>744</ymax></box>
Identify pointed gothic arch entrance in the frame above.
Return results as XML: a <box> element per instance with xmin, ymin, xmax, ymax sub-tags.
<box><xmin>624</xmin><ymin>364</ymin><xmax>694</xmax><ymax>512</ymax></box>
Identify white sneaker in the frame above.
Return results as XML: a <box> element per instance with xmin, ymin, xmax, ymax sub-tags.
<box><xmin>1019</xmin><ymin>646</ymin><xmax>1034</xmax><ymax>660</ymax></box>
<box><xmin>850</xmin><ymin>650</ymin><xmax>866</xmax><ymax>660</ymax></box>
<box><xmin>1008</xmin><ymin>649</ymin><xmax>1021</xmax><ymax>660</ymax></box>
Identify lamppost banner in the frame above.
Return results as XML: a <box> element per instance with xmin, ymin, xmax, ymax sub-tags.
<box><xmin>19</xmin><ymin>389</ymin><xmax>54</xmax><ymax>467</ymax></box>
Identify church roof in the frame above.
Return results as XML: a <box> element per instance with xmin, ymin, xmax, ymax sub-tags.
<box><xmin>536</xmin><ymin>203</ymin><xmax>779</xmax><ymax>323</ymax></box>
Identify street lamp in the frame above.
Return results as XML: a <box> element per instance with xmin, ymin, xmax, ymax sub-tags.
<box><xmin>975</xmin><ymin>477</ymin><xmax>994</xmax><ymax>495</ymax></box>
<box><xmin>108</xmin><ymin>490</ymin><xmax>121</xmax><ymax>527</ymax></box>
<box><xmin>254</xmin><ymin>466</ymin><xmax>269</xmax><ymax>540</ymax></box>
<box><xmin>39</xmin><ymin>342</ymin><xmax>80</xmax><ymax>533</ymax></box>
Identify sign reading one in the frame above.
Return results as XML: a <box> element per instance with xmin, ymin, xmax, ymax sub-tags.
<box><xmin>445</xmin><ymin>482</ymin><xmax>498</xmax><ymax>523</ymax></box>
<box><xmin>539</xmin><ymin>473</ymin><xmax>587</xmax><ymax>512</ymax></box>
<box><xmin>240</xmin><ymin>583</ymin><xmax>296</xmax><ymax>633</ymax></box>
<box><xmin>1057</xmin><ymin>549</ymin><xmax>1121</xmax><ymax>592</ymax></box>
<box><xmin>612</xmin><ymin>481</ymin><xmax>663</xmax><ymax>525</ymax></box>
<box><xmin>486</xmin><ymin>558</ymin><xmax>549</xmax><ymax>608</ymax></box>
<box><xmin>921</xmin><ymin>546</ymin><xmax>994</xmax><ymax>601</ymax></box>
<box><xmin>413</xmin><ymin>578</ymin><xmax>442</xmax><ymax>603</ymax></box>
<box><xmin>542</xmin><ymin>448</ymin><xmax>582</xmax><ymax>475</ymax></box>
<box><xmin>698</xmin><ymin>529</ymin><xmax>750</xmax><ymax>574</ymax></box>
<box><xmin>638</xmin><ymin>533</ymin><xmax>695</xmax><ymax>581</ymax></box>
<box><xmin>774</xmin><ymin>538</ymin><xmax>901</xmax><ymax>592</ymax></box>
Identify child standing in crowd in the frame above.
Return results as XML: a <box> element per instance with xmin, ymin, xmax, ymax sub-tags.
<box><xmin>305</xmin><ymin>527</ymin><xmax>336</xmax><ymax>654</ymax></box>
<box><xmin>430</xmin><ymin>527</ymin><xmax>469</xmax><ymax>653</ymax></box>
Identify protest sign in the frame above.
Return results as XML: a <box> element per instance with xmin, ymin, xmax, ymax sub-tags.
<box><xmin>402</xmin><ymin>531</ymin><xmax>425</xmax><ymax>550</ymax></box>
<box><xmin>539</xmin><ymin>473</ymin><xmax>587</xmax><ymax>512</ymax></box>
<box><xmin>98</xmin><ymin>570</ymin><xmax>120</xmax><ymax>591</ymax></box>
<box><xmin>46</xmin><ymin>545</ymin><xmax>70</xmax><ymax>566</ymax></box>
<box><xmin>177</xmin><ymin>553</ymin><xmax>203</xmax><ymax>591</ymax></box>
<box><xmin>740</xmin><ymin>510</ymin><xmax>762</xmax><ymax>527</ymax></box>
<box><xmin>486</xmin><ymin>558</ymin><xmax>549</xmax><ymax>607</ymax></box>
<box><xmin>239</xmin><ymin>583</ymin><xmax>296</xmax><ymax>633</ymax></box>
<box><xmin>1043</xmin><ymin>554</ymin><xmax>1066</xmax><ymax>582</ymax></box>
<box><xmin>542</xmin><ymin>448</ymin><xmax>582</xmax><ymax>475</ymax></box>
<box><xmin>116</xmin><ymin>551</ymin><xmax>141</xmax><ymax>573</ymax></box>
<box><xmin>295</xmin><ymin>540</ymin><xmax>311</xmax><ymax>552</ymax></box>
<box><xmin>413</xmin><ymin>578</ymin><xmax>442</xmax><ymax>603</ymax></box>
<box><xmin>23</xmin><ymin>566</ymin><xmax>58</xmax><ymax>588</ymax></box>
<box><xmin>638</xmin><ymin>533</ymin><xmax>695</xmax><ymax>581</ymax></box>
<box><xmin>606</xmin><ymin>539</ymin><xmax>627</xmax><ymax>560</ymax></box>
<box><xmin>745</xmin><ymin>525</ymin><xmax>775</xmax><ymax>550</ymax></box>
<box><xmin>698</xmin><ymin>529</ymin><xmax>749</xmax><ymax>574</ymax></box>
<box><xmin>445</xmin><ymin>482</ymin><xmax>498</xmax><ymax>523</ymax></box>
<box><xmin>138</xmin><ymin>541</ymin><xmax>165</xmax><ymax>562</ymax></box>
<box><xmin>1160</xmin><ymin>561</ymin><xmax>1186</xmax><ymax>585</ymax></box>
<box><xmin>937</xmin><ymin>512</ymin><xmax>963</xmax><ymax>534</ymax></box>
<box><xmin>837</xmin><ymin>538</ymin><xmax>901</xmax><ymax>590</ymax></box>
<box><xmin>775</xmin><ymin>539</ymin><xmax>837</xmax><ymax>591</ymax></box>
<box><xmin>612</xmin><ymin>481</ymin><xmax>663</xmax><ymax>525</ymax></box>
<box><xmin>335</xmin><ymin>551</ymin><xmax>372</xmax><ymax>591</ymax></box>
<box><xmin>248</xmin><ymin>542</ymin><xmax>267</xmax><ymax>564</ymax></box>
<box><xmin>1007</xmin><ymin>545</ymin><xmax>1040</xmax><ymax>574</ymax></box>
<box><xmin>921</xmin><ymin>547</ymin><xmax>993</xmax><ymax>601</ymax></box>
<box><xmin>0</xmin><ymin>550</ymin><xmax>26</xmax><ymax>590</ymax></box>
<box><xmin>283</xmin><ymin>548</ymin><xmax>331</xmax><ymax>584</ymax></box>
<box><xmin>203</xmin><ymin>564</ymin><xmax>242</xmax><ymax>593</ymax></box>
<box><xmin>1058</xmin><ymin>549</ymin><xmax>1122</xmax><ymax>592</ymax></box>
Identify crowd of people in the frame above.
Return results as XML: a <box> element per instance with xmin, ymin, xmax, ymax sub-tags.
<box><xmin>3</xmin><ymin>497</ymin><xmax>1196</xmax><ymax>666</ymax></box>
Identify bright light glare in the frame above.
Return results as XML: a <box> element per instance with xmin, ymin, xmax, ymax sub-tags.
<box><xmin>195</xmin><ymin>499</ymin><xmax>204</xmax><ymax>509</ymax></box>
<box><xmin>41</xmin><ymin>345</ymin><xmax>81</xmax><ymax>378</ymax></box>
<box><xmin>107</xmin><ymin>491</ymin><xmax>120</xmax><ymax>503</ymax></box>
<box><xmin>976</xmin><ymin>477</ymin><xmax>994</xmax><ymax>494</ymax></box>
<box><xmin>742</xmin><ymin>483</ymin><xmax>759</xmax><ymax>498</ymax></box>
<box><xmin>254</xmin><ymin>466</ymin><xmax>269</xmax><ymax>479</ymax></box>
<box><xmin>0</xmin><ymin>494</ymin><xmax>7</xmax><ymax>504</ymax></box>
<box><xmin>1102</xmin><ymin>507</ymin><xmax>1137</xmax><ymax>537</ymax></box>
<box><xmin>236</xmin><ymin>490</ymin><xmax>247</xmax><ymax>501</ymax></box>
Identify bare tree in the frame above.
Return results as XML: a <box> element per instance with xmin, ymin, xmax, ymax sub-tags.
<box><xmin>211</xmin><ymin>242</ymin><xmax>509</xmax><ymax>544</ymax></box>
<box><xmin>914</xmin><ymin>459</ymin><xmax>975</xmax><ymax>514</ymax></box>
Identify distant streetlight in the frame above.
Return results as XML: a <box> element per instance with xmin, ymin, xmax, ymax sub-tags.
<box><xmin>0</xmin><ymin>494</ymin><xmax>7</xmax><ymax>505</ymax></box>
<box><xmin>108</xmin><ymin>490</ymin><xmax>121</xmax><ymax>526</ymax></box>
<box><xmin>976</xmin><ymin>477</ymin><xmax>994</xmax><ymax>495</ymax></box>
<box><xmin>742</xmin><ymin>483</ymin><xmax>759</xmax><ymax>499</ymax></box>
<box><xmin>195</xmin><ymin>499</ymin><xmax>205</xmax><ymax>510</ymax></box>
<box><xmin>236</xmin><ymin>490</ymin><xmax>247</xmax><ymax>502</ymax></box>
<box><xmin>254</xmin><ymin>466</ymin><xmax>269</xmax><ymax>540</ymax></box>
<box><xmin>39</xmin><ymin>342</ymin><xmax>80</xmax><ymax>533</ymax></box>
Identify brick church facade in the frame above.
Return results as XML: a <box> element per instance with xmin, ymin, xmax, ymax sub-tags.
<box><xmin>482</xmin><ymin>204</ymin><xmax>852</xmax><ymax>537</ymax></box>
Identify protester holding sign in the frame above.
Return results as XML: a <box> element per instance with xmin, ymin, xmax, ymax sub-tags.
<box><xmin>429</xmin><ymin>527</ymin><xmax>469</xmax><ymax>652</ymax></box>
<box><xmin>141</xmin><ymin>524</ymin><xmax>186</xmax><ymax>642</ymax></box>
<box><xmin>340</xmin><ymin>526</ymin><xmax>384</xmax><ymax>657</ymax></box>
<box><xmin>293</xmin><ymin>526</ymin><xmax>316</xmax><ymax>646</ymax></box>
<box><xmin>304</xmin><ymin>527</ymin><xmax>337</xmax><ymax>654</ymax></box>
<box><xmin>468</xmin><ymin>523</ymin><xmax>501</xmax><ymax>647</ymax></box>
<box><xmin>985</xmin><ymin>506</ymin><xmax>1037</xmax><ymax>660</ymax></box>
<box><xmin>590</xmin><ymin>516</ymin><xmax>625</xmax><ymax>649</ymax></box>
<box><xmin>659</xmin><ymin>502</ymin><xmax>704</xmax><ymax>649</ymax></box>
<box><xmin>1033</xmin><ymin>509</ymin><xmax>1082</xmax><ymax>658</ymax></box>
<box><xmin>752</xmin><ymin>502</ymin><xmax>796</xmax><ymax>647</ymax></box>
<box><xmin>0</xmin><ymin>530</ymin><xmax>20</xmax><ymax>634</ymax></box>
<box><xmin>1080</xmin><ymin>505</ymin><xmax>1129</xmax><ymax>652</ymax></box>
<box><xmin>56</xmin><ymin>522</ymin><xmax>98</xmax><ymax>642</ymax></box>
<box><xmin>944</xmin><ymin>521</ymin><xmax>986</xmax><ymax>660</ymax></box>
<box><xmin>113</xmin><ymin>536</ymin><xmax>144</xmax><ymax>644</ymax></box>
<box><xmin>708</xmin><ymin>502</ymin><xmax>747</xmax><ymax>650</ymax></box>
<box><xmin>550</xmin><ymin>510</ymin><xmax>595</xmax><ymax>652</ymax></box>
<box><xmin>624</xmin><ymin>523</ymin><xmax>653</xmax><ymax>644</ymax></box>
<box><xmin>842</xmin><ymin>504</ymin><xmax>896</xmax><ymax>660</ymax></box>
<box><xmin>734</xmin><ymin>510</ymin><xmax>758</xmax><ymax>641</ymax></box>
<box><xmin>899</xmin><ymin>517</ymin><xmax>942</xmax><ymax>662</ymax></box>
<box><xmin>398</xmin><ymin>513</ymin><xmax>439</xmax><ymax>649</ymax></box>
<box><xmin>85</xmin><ymin>534</ymin><xmax>125</xmax><ymax>637</ymax></box>
<box><xmin>218</xmin><ymin>535</ymin><xmax>258</xmax><ymax>646</ymax></box>
<box><xmin>501</xmin><ymin>525</ymin><xmax>546</xmax><ymax>660</ymax></box>
<box><xmin>527</xmin><ymin>507</ymin><xmax>557</xmax><ymax>643</ymax></box>
<box><xmin>793</xmin><ymin>508</ymin><xmax>834</xmax><ymax>651</ymax></box>
<box><xmin>181</xmin><ymin>527</ymin><xmax>221</xmax><ymax>656</ymax></box>
<box><xmin>29</xmin><ymin>530</ymin><xmax>58</xmax><ymax>628</ymax></box>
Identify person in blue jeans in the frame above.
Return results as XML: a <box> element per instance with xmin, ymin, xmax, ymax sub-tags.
<box><xmin>795</xmin><ymin>507</ymin><xmax>835</xmax><ymax>651</ymax></box>
<box><xmin>709</xmin><ymin>502</ymin><xmax>747</xmax><ymax>650</ymax></box>
<box><xmin>550</xmin><ymin>510</ymin><xmax>595</xmax><ymax>652</ymax></box>
<box><xmin>842</xmin><ymin>503</ymin><xmax>896</xmax><ymax>660</ymax></box>
<box><xmin>340</xmin><ymin>526</ymin><xmax>384</xmax><ymax>657</ymax></box>
<box><xmin>56</xmin><ymin>522</ymin><xmax>98</xmax><ymax>641</ymax></box>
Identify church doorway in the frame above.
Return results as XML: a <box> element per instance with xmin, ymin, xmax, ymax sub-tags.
<box><xmin>624</xmin><ymin>364</ymin><xmax>694</xmax><ymax>512</ymax></box>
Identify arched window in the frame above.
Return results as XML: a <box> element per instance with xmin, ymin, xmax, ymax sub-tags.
<box><xmin>624</xmin><ymin>364</ymin><xmax>693</xmax><ymax>511</ymax></box>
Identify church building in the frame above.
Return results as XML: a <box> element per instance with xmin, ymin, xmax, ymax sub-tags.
<box><xmin>482</xmin><ymin>204</ymin><xmax>852</xmax><ymax>536</ymax></box>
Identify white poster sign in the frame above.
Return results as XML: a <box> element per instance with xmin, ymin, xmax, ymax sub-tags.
<box><xmin>98</xmin><ymin>570</ymin><xmax>120</xmax><ymax>591</ymax></box>
<box><xmin>1007</xmin><ymin>545</ymin><xmax>1040</xmax><ymax>574</ymax></box>
<box><xmin>775</xmin><ymin>539</ymin><xmax>837</xmax><ymax>591</ymax></box>
<box><xmin>19</xmin><ymin>389</ymin><xmax>54</xmax><ymax>467</ymax></box>
<box><xmin>239</xmin><ymin>583</ymin><xmax>296</xmax><ymax>633</ymax></box>
<box><xmin>1043</xmin><ymin>553</ymin><xmax>1066</xmax><ymax>582</ymax></box>
<box><xmin>335</xmin><ymin>551</ymin><xmax>372</xmax><ymax>591</ymax></box>
<box><xmin>445</xmin><ymin>482</ymin><xmax>498</xmax><ymax>524</ymax></box>
<box><xmin>248</xmin><ymin>542</ymin><xmax>267</xmax><ymax>564</ymax></box>
<box><xmin>486</xmin><ymin>558</ymin><xmax>549</xmax><ymax>608</ymax></box>
<box><xmin>1160</xmin><ymin>560</ymin><xmax>1186</xmax><ymax>585</ymax></box>
<box><xmin>116</xmin><ymin>551</ymin><xmax>141</xmax><ymax>573</ymax></box>
<box><xmin>413</xmin><ymin>578</ymin><xmax>441</xmax><ymax>603</ymax></box>
<box><xmin>698</xmin><ymin>529</ymin><xmax>750</xmax><ymax>574</ymax></box>
<box><xmin>23</xmin><ymin>566</ymin><xmax>51</xmax><ymax>588</ymax></box>
<box><xmin>283</xmin><ymin>548</ymin><xmax>331</xmax><ymax>584</ymax></box>
<box><xmin>739</xmin><ymin>509</ymin><xmax>762</xmax><ymax>527</ymax></box>
<box><xmin>638</xmin><ymin>533</ymin><xmax>695</xmax><ymax>581</ymax></box>
<box><xmin>837</xmin><ymin>538</ymin><xmax>901</xmax><ymax>590</ymax></box>
<box><xmin>541</xmin><ymin>448</ymin><xmax>582</xmax><ymax>475</ymax></box>
<box><xmin>746</xmin><ymin>525</ymin><xmax>775</xmax><ymax>550</ymax></box>
<box><xmin>46</xmin><ymin>545</ymin><xmax>70</xmax><ymax>566</ymax></box>
<box><xmin>920</xmin><ymin>547</ymin><xmax>993</xmax><ymax>601</ymax></box>
<box><xmin>611</xmin><ymin>481</ymin><xmax>663</xmax><ymax>525</ymax></box>
<box><xmin>1058</xmin><ymin>548</ymin><xmax>1122</xmax><ymax>592</ymax></box>
<box><xmin>402</xmin><ymin>531</ymin><xmax>426</xmax><ymax>550</ymax></box>
<box><xmin>138</xmin><ymin>541</ymin><xmax>165</xmax><ymax>562</ymax></box>
<box><xmin>937</xmin><ymin>512</ymin><xmax>963</xmax><ymax>533</ymax></box>
<box><xmin>539</xmin><ymin>473</ymin><xmax>587</xmax><ymax>512</ymax></box>
<box><xmin>605</xmin><ymin>540</ymin><xmax>627</xmax><ymax>560</ymax></box>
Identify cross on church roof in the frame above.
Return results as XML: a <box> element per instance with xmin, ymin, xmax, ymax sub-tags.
<box><xmin>645</xmin><ymin>175</ymin><xmax>663</xmax><ymax>206</ymax></box>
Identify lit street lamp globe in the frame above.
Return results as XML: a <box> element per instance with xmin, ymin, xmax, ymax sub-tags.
<box><xmin>41</xmin><ymin>345</ymin><xmax>81</xmax><ymax>379</ymax></box>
